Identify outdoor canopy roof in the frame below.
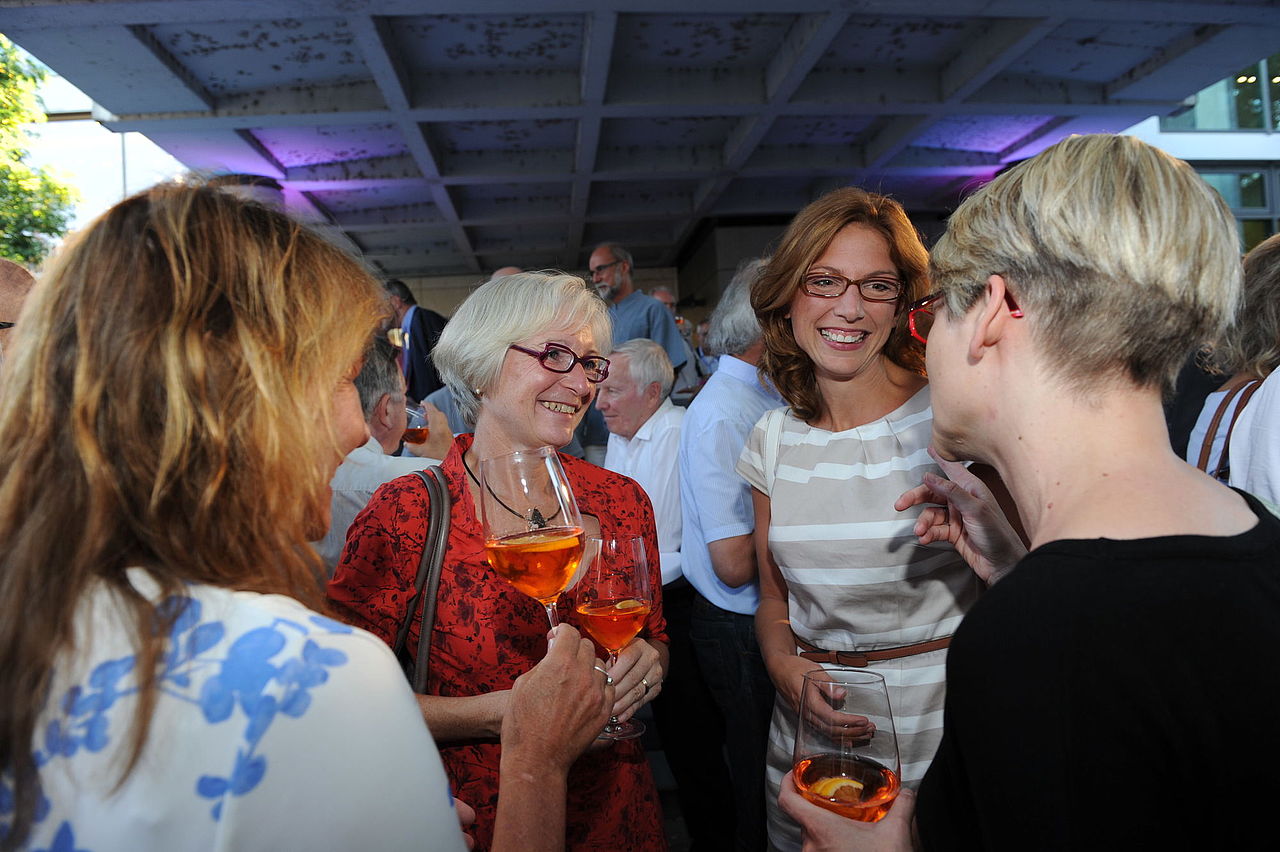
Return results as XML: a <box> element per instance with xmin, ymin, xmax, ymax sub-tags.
<box><xmin>4</xmin><ymin>0</ymin><xmax>1278</xmax><ymax>278</ymax></box>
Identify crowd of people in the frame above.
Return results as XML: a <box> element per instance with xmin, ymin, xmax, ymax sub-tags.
<box><xmin>1</xmin><ymin>131</ymin><xmax>1278</xmax><ymax>852</ymax></box>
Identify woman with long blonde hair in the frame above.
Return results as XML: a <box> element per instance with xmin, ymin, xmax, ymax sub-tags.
<box><xmin>0</xmin><ymin>183</ymin><xmax>609</xmax><ymax>852</ymax></box>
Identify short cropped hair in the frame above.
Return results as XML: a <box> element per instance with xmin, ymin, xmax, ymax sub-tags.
<box><xmin>594</xmin><ymin>242</ymin><xmax>634</xmax><ymax>272</ymax></box>
<box><xmin>931</xmin><ymin>134</ymin><xmax>1242</xmax><ymax>395</ymax></box>
<box><xmin>753</xmin><ymin>187</ymin><xmax>930</xmax><ymax>422</ymax></box>
<box><xmin>433</xmin><ymin>272</ymin><xmax>612</xmax><ymax>427</ymax></box>
<box><xmin>1212</xmin><ymin>233</ymin><xmax>1280</xmax><ymax>380</ymax></box>
<box><xmin>384</xmin><ymin>278</ymin><xmax>416</xmax><ymax>306</ymax></box>
<box><xmin>613</xmin><ymin>338</ymin><xmax>674</xmax><ymax>398</ymax></box>
<box><xmin>707</xmin><ymin>258</ymin><xmax>766</xmax><ymax>357</ymax></box>
<box><xmin>355</xmin><ymin>335</ymin><xmax>405</xmax><ymax>419</ymax></box>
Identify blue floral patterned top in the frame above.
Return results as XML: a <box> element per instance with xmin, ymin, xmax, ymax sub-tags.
<box><xmin>3</xmin><ymin>569</ymin><xmax>464</xmax><ymax>852</ymax></box>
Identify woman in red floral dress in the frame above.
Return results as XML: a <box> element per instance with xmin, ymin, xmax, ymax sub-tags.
<box><xmin>328</xmin><ymin>272</ymin><xmax>669</xmax><ymax>851</ymax></box>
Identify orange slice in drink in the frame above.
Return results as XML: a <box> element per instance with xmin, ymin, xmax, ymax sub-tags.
<box><xmin>615</xmin><ymin>599</ymin><xmax>645</xmax><ymax>611</ymax></box>
<box><xmin>810</xmin><ymin>776</ymin><xmax>864</xmax><ymax>801</ymax></box>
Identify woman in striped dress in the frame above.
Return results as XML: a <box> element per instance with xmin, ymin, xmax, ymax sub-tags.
<box><xmin>736</xmin><ymin>188</ymin><xmax>993</xmax><ymax>851</ymax></box>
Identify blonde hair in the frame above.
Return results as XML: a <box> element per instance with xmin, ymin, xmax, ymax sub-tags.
<box><xmin>753</xmin><ymin>187</ymin><xmax>930</xmax><ymax>423</ymax></box>
<box><xmin>433</xmin><ymin>271</ymin><xmax>611</xmax><ymax>427</ymax></box>
<box><xmin>1212</xmin><ymin>233</ymin><xmax>1280</xmax><ymax>379</ymax></box>
<box><xmin>0</xmin><ymin>183</ymin><xmax>384</xmax><ymax>849</ymax></box>
<box><xmin>931</xmin><ymin>134</ymin><xmax>1241</xmax><ymax>394</ymax></box>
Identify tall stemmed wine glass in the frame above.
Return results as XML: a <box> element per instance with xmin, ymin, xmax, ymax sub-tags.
<box><xmin>573</xmin><ymin>535</ymin><xmax>653</xmax><ymax>740</ymax></box>
<box><xmin>479</xmin><ymin>446</ymin><xmax>586</xmax><ymax>628</ymax></box>
<box><xmin>792</xmin><ymin>668</ymin><xmax>902</xmax><ymax>823</ymax></box>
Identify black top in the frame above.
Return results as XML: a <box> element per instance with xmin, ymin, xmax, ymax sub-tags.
<box><xmin>917</xmin><ymin>490</ymin><xmax>1280</xmax><ymax>850</ymax></box>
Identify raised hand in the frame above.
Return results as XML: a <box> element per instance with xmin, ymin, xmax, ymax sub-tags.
<box><xmin>894</xmin><ymin>448</ymin><xmax>1027</xmax><ymax>586</ymax></box>
<box><xmin>501</xmin><ymin>624</ymin><xmax>614</xmax><ymax>770</ymax></box>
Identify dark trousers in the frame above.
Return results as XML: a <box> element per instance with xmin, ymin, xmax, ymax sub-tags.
<box><xmin>689</xmin><ymin>591</ymin><xmax>776</xmax><ymax>852</ymax></box>
<box><xmin>651</xmin><ymin>579</ymin><xmax>735</xmax><ymax>850</ymax></box>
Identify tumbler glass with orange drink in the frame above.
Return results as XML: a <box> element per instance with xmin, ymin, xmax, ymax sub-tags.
<box><xmin>792</xmin><ymin>668</ymin><xmax>901</xmax><ymax>823</ymax></box>
<box><xmin>402</xmin><ymin>403</ymin><xmax>430</xmax><ymax>445</ymax></box>
<box><xmin>573</xmin><ymin>535</ymin><xmax>652</xmax><ymax>740</ymax></box>
<box><xmin>478</xmin><ymin>446</ymin><xmax>586</xmax><ymax>629</ymax></box>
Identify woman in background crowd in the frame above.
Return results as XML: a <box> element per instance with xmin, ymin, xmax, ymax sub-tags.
<box><xmin>0</xmin><ymin>184</ymin><xmax>610</xmax><ymax>852</ymax></box>
<box><xmin>1186</xmin><ymin>232</ymin><xmax>1280</xmax><ymax>480</ymax></box>
<box><xmin>737</xmin><ymin>187</ymin><xmax>991</xmax><ymax>850</ymax></box>
<box><xmin>329</xmin><ymin>272</ymin><xmax>669</xmax><ymax>851</ymax></box>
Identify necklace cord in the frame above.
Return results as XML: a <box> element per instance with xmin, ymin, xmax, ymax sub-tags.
<box><xmin>463</xmin><ymin>453</ymin><xmax>562</xmax><ymax>529</ymax></box>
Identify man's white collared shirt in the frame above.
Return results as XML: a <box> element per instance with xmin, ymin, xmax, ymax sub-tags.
<box><xmin>314</xmin><ymin>437</ymin><xmax>440</xmax><ymax>573</ymax></box>
<box><xmin>604</xmin><ymin>398</ymin><xmax>684</xmax><ymax>585</ymax></box>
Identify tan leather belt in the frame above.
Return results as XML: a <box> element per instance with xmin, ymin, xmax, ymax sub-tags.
<box><xmin>794</xmin><ymin>634</ymin><xmax>951</xmax><ymax>667</ymax></box>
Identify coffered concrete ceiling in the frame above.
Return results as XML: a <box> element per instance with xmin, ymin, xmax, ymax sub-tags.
<box><xmin>4</xmin><ymin>1</ymin><xmax>1278</xmax><ymax>279</ymax></box>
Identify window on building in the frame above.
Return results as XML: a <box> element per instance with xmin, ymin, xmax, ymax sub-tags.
<box><xmin>1198</xmin><ymin>167</ymin><xmax>1278</xmax><ymax>251</ymax></box>
<box><xmin>1162</xmin><ymin>54</ymin><xmax>1277</xmax><ymax>132</ymax></box>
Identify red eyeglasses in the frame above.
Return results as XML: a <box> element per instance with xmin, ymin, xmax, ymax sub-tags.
<box><xmin>906</xmin><ymin>290</ymin><xmax>1024</xmax><ymax>345</ymax></box>
<box><xmin>509</xmin><ymin>342</ymin><xmax>611</xmax><ymax>383</ymax></box>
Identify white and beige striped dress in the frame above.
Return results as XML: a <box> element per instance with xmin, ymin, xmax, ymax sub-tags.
<box><xmin>737</xmin><ymin>387</ymin><xmax>982</xmax><ymax>851</ymax></box>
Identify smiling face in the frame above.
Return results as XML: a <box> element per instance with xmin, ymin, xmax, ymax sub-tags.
<box><xmin>480</xmin><ymin>324</ymin><xmax>599</xmax><ymax>452</ymax></box>
<box><xmin>788</xmin><ymin>223</ymin><xmax>902</xmax><ymax>385</ymax></box>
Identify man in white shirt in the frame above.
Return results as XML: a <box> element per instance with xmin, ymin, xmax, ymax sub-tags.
<box><xmin>597</xmin><ymin>338</ymin><xmax>734</xmax><ymax>849</ymax></box>
<box><xmin>313</xmin><ymin>336</ymin><xmax>450</xmax><ymax>573</ymax></box>
<box><xmin>678</xmin><ymin>259</ymin><xmax>781</xmax><ymax>852</ymax></box>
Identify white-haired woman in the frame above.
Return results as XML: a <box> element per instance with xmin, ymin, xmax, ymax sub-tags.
<box><xmin>328</xmin><ymin>272</ymin><xmax>669</xmax><ymax>851</ymax></box>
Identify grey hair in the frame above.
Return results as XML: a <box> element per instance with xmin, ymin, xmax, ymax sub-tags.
<box><xmin>433</xmin><ymin>271</ymin><xmax>613</xmax><ymax>427</ymax></box>
<box><xmin>707</xmin><ymin>258</ymin><xmax>766</xmax><ymax>357</ymax></box>
<box><xmin>594</xmin><ymin>242</ymin><xmax>633</xmax><ymax>272</ymax></box>
<box><xmin>383</xmin><ymin>278</ymin><xmax>416</xmax><ymax>306</ymax></box>
<box><xmin>354</xmin><ymin>335</ymin><xmax>404</xmax><ymax>419</ymax></box>
<box><xmin>612</xmin><ymin>338</ymin><xmax>674</xmax><ymax>398</ymax></box>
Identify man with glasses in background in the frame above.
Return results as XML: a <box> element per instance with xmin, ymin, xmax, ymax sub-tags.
<box><xmin>584</xmin><ymin>244</ymin><xmax>689</xmax><ymax>460</ymax></box>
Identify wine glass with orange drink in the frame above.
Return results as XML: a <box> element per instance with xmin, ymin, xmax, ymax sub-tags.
<box><xmin>478</xmin><ymin>447</ymin><xmax>586</xmax><ymax>629</ymax></box>
<box><xmin>402</xmin><ymin>403</ymin><xmax>430</xmax><ymax>445</ymax></box>
<box><xmin>572</xmin><ymin>535</ymin><xmax>653</xmax><ymax>740</ymax></box>
<box><xmin>792</xmin><ymin>668</ymin><xmax>902</xmax><ymax>823</ymax></box>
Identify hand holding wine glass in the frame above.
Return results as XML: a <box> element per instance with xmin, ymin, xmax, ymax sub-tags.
<box><xmin>403</xmin><ymin>402</ymin><xmax>431</xmax><ymax>445</ymax></box>
<box><xmin>479</xmin><ymin>447</ymin><xmax>587</xmax><ymax>629</ymax></box>
<box><xmin>572</xmin><ymin>535</ymin><xmax>653</xmax><ymax>740</ymax></box>
<box><xmin>792</xmin><ymin>669</ymin><xmax>902</xmax><ymax>824</ymax></box>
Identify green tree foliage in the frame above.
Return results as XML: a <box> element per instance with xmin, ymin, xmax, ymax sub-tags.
<box><xmin>0</xmin><ymin>35</ymin><xmax>77</xmax><ymax>266</ymax></box>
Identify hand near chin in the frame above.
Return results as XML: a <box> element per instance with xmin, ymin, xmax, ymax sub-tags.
<box><xmin>893</xmin><ymin>448</ymin><xmax>1027</xmax><ymax>585</ymax></box>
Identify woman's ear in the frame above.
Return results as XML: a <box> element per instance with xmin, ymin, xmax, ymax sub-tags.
<box><xmin>968</xmin><ymin>274</ymin><xmax>1014</xmax><ymax>360</ymax></box>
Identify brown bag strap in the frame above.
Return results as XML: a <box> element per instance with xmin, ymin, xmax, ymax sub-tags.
<box><xmin>1196</xmin><ymin>384</ymin><xmax>1246</xmax><ymax>473</ymax></box>
<box><xmin>1212</xmin><ymin>379</ymin><xmax>1263</xmax><ymax>481</ymax></box>
<box><xmin>391</xmin><ymin>465</ymin><xmax>451</xmax><ymax>693</ymax></box>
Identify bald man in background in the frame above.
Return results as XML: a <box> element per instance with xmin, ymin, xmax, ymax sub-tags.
<box><xmin>0</xmin><ymin>259</ymin><xmax>36</xmax><ymax>360</ymax></box>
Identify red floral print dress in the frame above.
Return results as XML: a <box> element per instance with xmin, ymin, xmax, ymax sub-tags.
<box><xmin>328</xmin><ymin>434</ymin><xmax>668</xmax><ymax>851</ymax></box>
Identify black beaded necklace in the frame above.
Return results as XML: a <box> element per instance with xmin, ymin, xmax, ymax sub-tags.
<box><xmin>461</xmin><ymin>452</ymin><xmax>561</xmax><ymax>529</ymax></box>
